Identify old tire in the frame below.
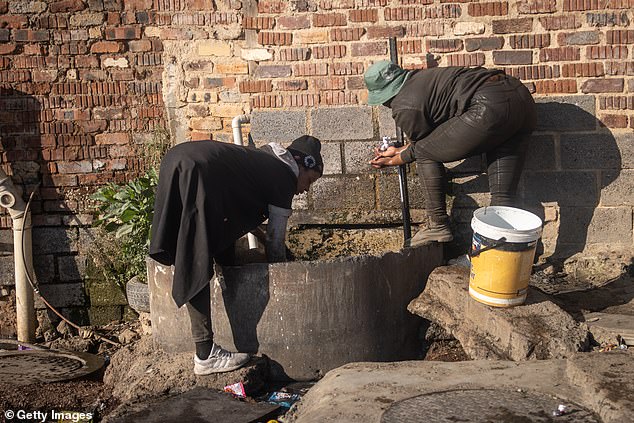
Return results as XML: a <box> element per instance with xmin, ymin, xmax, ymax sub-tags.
<box><xmin>126</xmin><ymin>276</ymin><xmax>150</xmax><ymax>313</ymax></box>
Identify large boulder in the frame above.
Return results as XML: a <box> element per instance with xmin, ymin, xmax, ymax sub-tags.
<box><xmin>408</xmin><ymin>265</ymin><xmax>590</xmax><ymax>360</ymax></box>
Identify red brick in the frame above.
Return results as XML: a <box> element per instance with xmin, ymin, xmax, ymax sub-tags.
<box><xmin>587</xmin><ymin>45</ymin><xmax>628</xmax><ymax>60</ymax></box>
<box><xmin>239</xmin><ymin>80</ymin><xmax>272</xmax><ymax>93</ymax></box>
<box><xmin>250</xmin><ymin>94</ymin><xmax>283</xmax><ymax>108</ymax></box>
<box><xmin>599</xmin><ymin>114</ymin><xmax>628</xmax><ymax>128</ymax></box>
<box><xmin>313</xmin><ymin>77</ymin><xmax>345</xmax><ymax>90</ymax></box>
<box><xmin>606</xmin><ymin>30</ymin><xmax>634</xmax><ymax>44</ymax></box>
<box><xmin>277</xmin><ymin>16</ymin><xmax>310</xmax><ymax>30</ymax></box>
<box><xmin>95</xmin><ymin>133</ymin><xmax>130</xmax><ymax>145</ymax></box>
<box><xmin>13</xmin><ymin>30</ymin><xmax>49</xmax><ymax>42</ymax></box>
<box><xmin>50</xmin><ymin>0</ymin><xmax>86</xmax><ymax>13</ymax></box>
<box><xmin>23</xmin><ymin>44</ymin><xmax>46</xmax><ymax>55</ymax></box>
<box><xmin>285</xmin><ymin>93</ymin><xmax>320</xmax><ymax>107</ymax></box>
<box><xmin>258</xmin><ymin>0</ymin><xmax>286</xmax><ymax>13</ymax></box>
<box><xmin>331</xmin><ymin>28</ymin><xmax>365</xmax><ymax>41</ymax></box>
<box><xmin>107</xmin><ymin>12</ymin><xmax>120</xmax><ymax>25</ymax></box>
<box><xmin>320</xmin><ymin>0</ymin><xmax>355</xmax><ymax>8</ymax></box>
<box><xmin>534</xmin><ymin>79</ymin><xmax>577</xmax><ymax>94</ymax></box>
<box><xmin>509</xmin><ymin>34</ymin><xmax>550</xmax><ymax>49</ymax></box>
<box><xmin>581</xmin><ymin>78</ymin><xmax>624</xmax><ymax>93</ymax></box>
<box><xmin>468</xmin><ymin>2</ymin><xmax>508</xmax><ymax>16</ymax></box>
<box><xmin>539</xmin><ymin>15</ymin><xmax>580</xmax><ymax>30</ymax></box>
<box><xmin>493</xmin><ymin>50</ymin><xmax>533</xmax><ymax>65</ymax></box>
<box><xmin>90</xmin><ymin>41</ymin><xmax>121</xmax><ymax>53</ymax></box>
<box><xmin>446</xmin><ymin>53</ymin><xmax>485</xmax><ymax>67</ymax></box>
<box><xmin>503</xmin><ymin>64</ymin><xmax>560</xmax><ymax>80</ymax></box>
<box><xmin>346</xmin><ymin>76</ymin><xmax>365</xmax><ymax>90</ymax></box>
<box><xmin>426</xmin><ymin>39</ymin><xmax>463</xmax><ymax>53</ymax></box>
<box><xmin>0</xmin><ymin>1</ymin><xmax>7</xmax><ymax>13</ymax></box>
<box><xmin>465</xmin><ymin>37</ymin><xmax>505</xmax><ymax>52</ymax></box>
<box><xmin>158</xmin><ymin>28</ymin><xmax>193</xmax><ymax>40</ymax></box>
<box><xmin>258</xmin><ymin>31</ymin><xmax>292</xmax><ymax>46</ymax></box>
<box><xmin>349</xmin><ymin>9</ymin><xmax>379</xmax><ymax>22</ymax></box>
<box><xmin>314</xmin><ymin>13</ymin><xmax>347</xmax><ymax>27</ymax></box>
<box><xmin>277</xmin><ymin>80</ymin><xmax>308</xmax><ymax>91</ymax></box>
<box><xmin>278</xmin><ymin>48</ymin><xmax>310</xmax><ymax>61</ymax></box>
<box><xmin>563</xmin><ymin>0</ymin><xmax>634</xmax><ymax>11</ymax></box>
<box><xmin>243</xmin><ymin>16</ymin><xmax>275</xmax><ymax>30</ymax></box>
<box><xmin>320</xmin><ymin>91</ymin><xmax>357</xmax><ymax>105</ymax></box>
<box><xmin>405</xmin><ymin>22</ymin><xmax>444</xmax><ymax>37</ymax></box>
<box><xmin>0</xmin><ymin>43</ymin><xmax>16</xmax><ymax>55</ymax></box>
<box><xmin>599</xmin><ymin>95</ymin><xmax>634</xmax><ymax>110</ymax></box>
<box><xmin>313</xmin><ymin>45</ymin><xmax>347</xmax><ymax>59</ymax></box>
<box><xmin>492</xmin><ymin>18</ymin><xmax>533</xmax><ymax>33</ymax></box>
<box><xmin>539</xmin><ymin>46</ymin><xmax>580</xmax><ymax>62</ymax></box>
<box><xmin>604</xmin><ymin>61</ymin><xmax>634</xmax><ymax>76</ymax></box>
<box><xmin>366</xmin><ymin>25</ymin><xmax>405</xmax><ymax>39</ymax></box>
<box><xmin>586</xmin><ymin>11</ymin><xmax>630</xmax><ymax>27</ymax></box>
<box><xmin>398</xmin><ymin>39</ymin><xmax>423</xmax><ymax>54</ymax></box>
<box><xmin>384</xmin><ymin>7</ymin><xmax>424</xmax><ymax>20</ymax></box>
<box><xmin>351</xmin><ymin>41</ymin><xmax>387</xmax><ymax>57</ymax></box>
<box><xmin>517</xmin><ymin>0</ymin><xmax>556</xmax><ymax>13</ymax></box>
<box><xmin>128</xmin><ymin>39</ymin><xmax>152</xmax><ymax>52</ymax></box>
<box><xmin>294</xmin><ymin>63</ymin><xmax>329</xmax><ymax>76</ymax></box>
<box><xmin>332</xmin><ymin>62</ymin><xmax>364</xmax><ymax>75</ymax></box>
<box><xmin>125</xmin><ymin>0</ymin><xmax>153</xmax><ymax>10</ymax></box>
<box><xmin>0</xmin><ymin>15</ymin><xmax>27</xmax><ymax>29</ymax></box>
<box><xmin>75</xmin><ymin>55</ymin><xmax>99</xmax><ymax>67</ymax></box>
<box><xmin>562</xmin><ymin>63</ymin><xmax>604</xmax><ymax>77</ymax></box>
<box><xmin>105</xmin><ymin>26</ymin><xmax>141</xmax><ymax>40</ymax></box>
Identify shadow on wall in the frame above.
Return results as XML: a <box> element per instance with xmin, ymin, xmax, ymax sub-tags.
<box><xmin>0</xmin><ymin>87</ymin><xmax>84</xmax><ymax>332</ymax></box>
<box><xmin>446</xmin><ymin>97</ymin><xmax>623</xmax><ymax>264</ymax></box>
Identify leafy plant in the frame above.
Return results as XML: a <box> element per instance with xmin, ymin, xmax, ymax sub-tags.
<box><xmin>91</xmin><ymin>168</ymin><xmax>159</xmax><ymax>285</ymax></box>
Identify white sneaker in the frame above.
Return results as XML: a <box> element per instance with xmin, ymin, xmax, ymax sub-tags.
<box><xmin>193</xmin><ymin>343</ymin><xmax>250</xmax><ymax>375</ymax></box>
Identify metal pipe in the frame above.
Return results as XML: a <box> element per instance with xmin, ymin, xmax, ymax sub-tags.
<box><xmin>231</xmin><ymin>114</ymin><xmax>258</xmax><ymax>250</ymax></box>
<box><xmin>0</xmin><ymin>168</ymin><xmax>36</xmax><ymax>342</ymax></box>
<box><xmin>388</xmin><ymin>37</ymin><xmax>412</xmax><ymax>243</ymax></box>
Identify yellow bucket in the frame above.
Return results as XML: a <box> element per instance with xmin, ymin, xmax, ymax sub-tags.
<box><xmin>469</xmin><ymin>206</ymin><xmax>543</xmax><ymax>307</ymax></box>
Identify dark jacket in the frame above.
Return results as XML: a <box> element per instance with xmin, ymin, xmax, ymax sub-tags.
<box><xmin>391</xmin><ymin>67</ymin><xmax>502</xmax><ymax>163</ymax></box>
<box><xmin>149</xmin><ymin>140</ymin><xmax>297</xmax><ymax>307</ymax></box>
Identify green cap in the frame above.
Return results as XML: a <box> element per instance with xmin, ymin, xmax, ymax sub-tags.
<box><xmin>364</xmin><ymin>60</ymin><xmax>410</xmax><ymax>105</ymax></box>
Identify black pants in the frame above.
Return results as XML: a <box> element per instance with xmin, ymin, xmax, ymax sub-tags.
<box><xmin>412</xmin><ymin>75</ymin><xmax>537</xmax><ymax>222</ymax></box>
<box><xmin>185</xmin><ymin>245</ymin><xmax>235</xmax><ymax>344</ymax></box>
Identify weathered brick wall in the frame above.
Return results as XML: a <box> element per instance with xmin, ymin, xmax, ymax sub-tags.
<box><xmin>0</xmin><ymin>0</ymin><xmax>632</xmax><ymax>325</ymax></box>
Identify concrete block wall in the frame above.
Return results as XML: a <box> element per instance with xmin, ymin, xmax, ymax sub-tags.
<box><xmin>0</xmin><ymin>0</ymin><xmax>632</xmax><ymax>320</ymax></box>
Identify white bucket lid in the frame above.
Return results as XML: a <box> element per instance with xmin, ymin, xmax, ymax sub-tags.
<box><xmin>471</xmin><ymin>206</ymin><xmax>543</xmax><ymax>243</ymax></box>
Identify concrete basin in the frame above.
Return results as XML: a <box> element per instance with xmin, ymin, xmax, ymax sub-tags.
<box><xmin>148</xmin><ymin>244</ymin><xmax>442</xmax><ymax>380</ymax></box>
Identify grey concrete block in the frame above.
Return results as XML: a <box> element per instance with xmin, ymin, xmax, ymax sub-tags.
<box><xmin>310</xmin><ymin>175</ymin><xmax>375</xmax><ymax>210</ymax></box>
<box><xmin>58</xmin><ymin>255</ymin><xmax>88</xmax><ymax>282</ymax></box>
<box><xmin>33</xmin><ymin>254</ymin><xmax>55</xmax><ymax>284</ymax></box>
<box><xmin>586</xmin><ymin>206</ymin><xmax>632</xmax><ymax>244</ymax></box>
<box><xmin>291</xmin><ymin>192</ymin><xmax>308</xmax><ymax>210</ymax></box>
<box><xmin>557</xmin><ymin>207</ymin><xmax>601</xmax><ymax>245</ymax></box>
<box><xmin>535</xmin><ymin>96</ymin><xmax>596</xmax><ymax>131</ymax></box>
<box><xmin>0</xmin><ymin>229</ymin><xmax>12</xmax><ymax>252</ymax></box>
<box><xmin>377</xmin><ymin>173</ymin><xmax>425</xmax><ymax>210</ymax></box>
<box><xmin>320</xmin><ymin>142</ymin><xmax>343</xmax><ymax>175</ymax></box>
<box><xmin>32</xmin><ymin>227</ymin><xmax>77</xmax><ymax>255</ymax></box>
<box><xmin>524</xmin><ymin>135</ymin><xmax>556</xmax><ymax>170</ymax></box>
<box><xmin>343</xmin><ymin>141</ymin><xmax>376</xmax><ymax>174</ymax></box>
<box><xmin>445</xmin><ymin>156</ymin><xmax>483</xmax><ymax>173</ymax></box>
<box><xmin>38</xmin><ymin>283</ymin><xmax>87</xmax><ymax>308</ymax></box>
<box><xmin>616</xmin><ymin>133</ymin><xmax>634</xmax><ymax>169</ymax></box>
<box><xmin>377</xmin><ymin>105</ymin><xmax>397</xmax><ymax>138</ymax></box>
<box><xmin>0</xmin><ymin>255</ymin><xmax>14</xmax><ymax>285</ymax></box>
<box><xmin>601</xmin><ymin>170</ymin><xmax>634</xmax><ymax>206</ymax></box>
<box><xmin>310</xmin><ymin>106</ymin><xmax>373</xmax><ymax>141</ymax></box>
<box><xmin>251</xmin><ymin>110</ymin><xmax>307</xmax><ymax>143</ymax></box>
<box><xmin>522</xmin><ymin>171</ymin><xmax>598</xmax><ymax>206</ymax></box>
<box><xmin>88</xmin><ymin>280</ymin><xmax>128</xmax><ymax>306</ymax></box>
<box><xmin>449</xmin><ymin>174</ymin><xmax>491</xmax><ymax>208</ymax></box>
<box><xmin>89</xmin><ymin>305</ymin><xmax>123</xmax><ymax>326</ymax></box>
<box><xmin>561</xmin><ymin>133</ymin><xmax>621</xmax><ymax>169</ymax></box>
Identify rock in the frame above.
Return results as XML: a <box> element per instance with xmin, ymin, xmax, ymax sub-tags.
<box><xmin>138</xmin><ymin>312</ymin><xmax>152</xmax><ymax>336</ymax></box>
<box><xmin>118</xmin><ymin>328</ymin><xmax>138</xmax><ymax>345</ymax></box>
<box><xmin>408</xmin><ymin>265</ymin><xmax>590</xmax><ymax>360</ymax></box>
<box><xmin>57</xmin><ymin>320</ymin><xmax>74</xmax><ymax>337</ymax></box>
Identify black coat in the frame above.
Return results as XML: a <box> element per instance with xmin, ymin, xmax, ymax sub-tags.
<box><xmin>149</xmin><ymin>140</ymin><xmax>297</xmax><ymax>307</ymax></box>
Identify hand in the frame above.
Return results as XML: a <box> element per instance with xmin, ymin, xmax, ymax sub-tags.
<box><xmin>373</xmin><ymin>145</ymin><xmax>399</xmax><ymax>158</ymax></box>
<box><xmin>370</xmin><ymin>153</ymin><xmax>406</xmax><ymax>169</ymax></box>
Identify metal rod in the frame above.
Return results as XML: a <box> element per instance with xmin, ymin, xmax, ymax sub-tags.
<box><xmin>388</xmin><ymin>37</ymin><xmax>412</xmax><ymax>243</ymax></box>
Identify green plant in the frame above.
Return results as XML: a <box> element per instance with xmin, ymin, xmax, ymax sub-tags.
<box><xmin>91</xmin><ymin>168</ymin><xmax>159</xmax><ymax>284</ymax></box>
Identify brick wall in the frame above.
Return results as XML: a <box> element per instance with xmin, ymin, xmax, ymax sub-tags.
<box><xmin>0</xmin><ymin>0</ymin><xmax>632</xmax><ymax>322</ymax></box>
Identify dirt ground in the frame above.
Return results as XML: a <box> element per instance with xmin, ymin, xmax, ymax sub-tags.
<box><xmin>1</xmin><ymin>230</ymin><xmax>631</xmax><ymax>421</ymax></box>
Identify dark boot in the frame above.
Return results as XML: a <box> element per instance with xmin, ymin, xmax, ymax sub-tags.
<box><xmin>406</xmin><ymin>216</ymin><xmax>453</xmax><ymax>247</ymax></box>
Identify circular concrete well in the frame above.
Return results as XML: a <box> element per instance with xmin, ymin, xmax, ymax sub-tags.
<box><xmin>148</xmin><ymin>228</ymin><xmax>443</xmax><ymax>380</ymax></box>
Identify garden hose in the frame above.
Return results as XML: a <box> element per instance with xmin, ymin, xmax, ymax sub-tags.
<box><xmin>20</xmin><ymin>188</ymin><xmax>120</xmax><ymax>347</ymax></box>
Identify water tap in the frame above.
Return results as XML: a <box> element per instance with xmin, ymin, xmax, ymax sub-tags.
<box><xmin>378</xmin><ymin>136</ymin><xmax>401</xmax><ymax>152</ymax></box>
